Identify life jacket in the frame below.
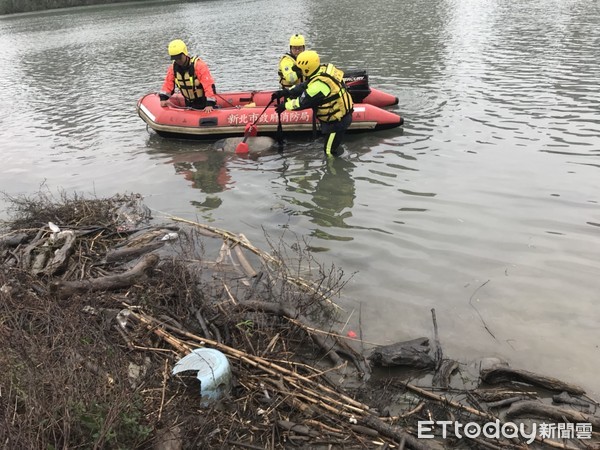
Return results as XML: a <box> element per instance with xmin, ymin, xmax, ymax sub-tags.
<box><xmin>173</xmin><ymin>57</ymin><xmax>206</xmax><ymax>102</ymax></box>
<box><xmin>278</xmin><ymin>53</ymin><xmax>303</xmax><ymax>88</ymax></box>
<box><xmin>310</xmin><ymin>64</ymin><xmax>353</xmax><ymax>123</ymax></box>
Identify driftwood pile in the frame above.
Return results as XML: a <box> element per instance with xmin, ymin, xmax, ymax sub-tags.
<box><xmin>0</xmin><ymin>192</ymin><xmax>598</xmax><ymax>450</ymax></box>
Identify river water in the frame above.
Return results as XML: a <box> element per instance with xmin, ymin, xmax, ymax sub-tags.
<box><xmin>1</xmin><ymin>0</ymin><xmax>599</xmax><ymax>396</ymax></box>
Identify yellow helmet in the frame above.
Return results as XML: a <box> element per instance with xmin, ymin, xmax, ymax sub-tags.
<box><xmin>296</xmin><ymin>50</ymin><xmax>320</xmax><ymax>77</ymax></box>
<box><xmin>168</xmin><ymin>39</ymin><xmax>188</xmax><ymax>58</ymax></box>
<box><xmin>289</xmin><ymin>34</ymin><xmax>305</xmax><ymax>47</ymax></box>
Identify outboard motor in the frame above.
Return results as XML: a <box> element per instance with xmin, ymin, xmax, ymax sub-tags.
<box><xmin>343</xmin><ymin>69</ymin><xmax>371</xmax><ymax>103</ymax></box>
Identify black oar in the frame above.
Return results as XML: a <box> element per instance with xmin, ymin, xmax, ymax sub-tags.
<box><xmin>276</xmin><ymin>98</ymin><xmax>284</xmax><ymax>151</ymax></box>
<box><xmin>235</xmin><ymin>99</ymin><xmax>275</xmax><ymax>154</ymax></box>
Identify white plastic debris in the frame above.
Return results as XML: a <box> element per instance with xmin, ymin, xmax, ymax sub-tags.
<box><xmin>82</xmin><ymin>305</ymin><xmax>98</xmax><ymax>315</ymax></box>
<box><xmin>128</xmin><ymin>362</ymin><xmax>148</xmax><ymax>389</ymax></box>
<box><xmin>56</xmin><ymin>230</ymin><xmax>75</xmax><ymax>241</ymax></box>
<box><xmin>161</xmin><ymin>232</ymin><xmax>179</xmax><ymax>241</ymax></box>
<box><xmin>172</xmin><ymin>348</ymin><xmax>232</xmax><ymax>407</ymax></box>
<box><xmin>48</xmin><ymin>221</ymin><xmax>62</xmax><ymax>243</ymax></box>
<box><xmin>116</xmin><ymin>309</ymin><xmax>132</xmax><ymax>329</ymax></box>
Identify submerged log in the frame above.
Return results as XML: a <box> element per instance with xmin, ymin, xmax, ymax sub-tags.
<box><xmin>480</xmin><ymin>366</ymin><xmax>585</xmax><ymax>396</ymax></box>
<box><xmin>506</xmin><ymin>400</ymin><xmax>600</xmax><ymax>429</ymax></box>
<box><xmin>472</xmin><ymin>387</ymin><xmax>538</xmax><ymax>402</ymax></box>
<box><xmin>0</xmin><ymin>232</ymin><xmax>28</xmax><ymax>247</ymax></box>
<box><xmin>50</xmin><ymin>253</ymin><xmax>159</xmax><ymax>298</ymax></box>
<box><xmin>552</xmin><ymin>391</ymin><xmax>591</xmax><ymax>408</ymax></box>
<box><xmin>485</xmin><ymin>396</ymin><xmax>532</xmax><ymax>409</ymax></box>
<box><xmin>368</xmin><ymin>337</ymin><xmax>435</xmax><ymax>369</ymax></box>
<box><xmin>106</xmin><ymin>242</ymin><xmax>164</xmax><ymax>263</ymax></box>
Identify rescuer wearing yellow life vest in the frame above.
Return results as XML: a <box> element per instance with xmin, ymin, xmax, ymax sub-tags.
<box><xmin>272</xmin><ymin>50</ymin><xmax>354</xmax><ymax>157</ymax></box>
<box><xmin>159</xmin><ymin>39</ymin><xmax>216</xmax><ymax>112</ymax></box>
<box><xmin>278</xmin><ymin>34</ymin><xmax>305</xmax><ymax>89</ymax></box>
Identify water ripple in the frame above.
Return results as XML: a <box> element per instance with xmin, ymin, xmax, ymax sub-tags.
<box><xmin>1</xmin><ymin>0</ymin><xmax>599</xmax><ymax>396</ymax></box>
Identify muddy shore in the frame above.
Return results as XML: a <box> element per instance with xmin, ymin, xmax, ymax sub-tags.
<box><xmin>1</xmin><ymin>192</ymin><xmax>598</xmax><ymax>449</ymax></box>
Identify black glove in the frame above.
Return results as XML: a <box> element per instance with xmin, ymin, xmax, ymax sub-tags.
<box><xmin>271</xmin><ymin>89</ymin><xmax>289</xmax><ymax>101</ymax></box>
<box><xmin>275</xmin><ymin>102</ymin><xmax>287</xmax><ymax>114</ymax></box>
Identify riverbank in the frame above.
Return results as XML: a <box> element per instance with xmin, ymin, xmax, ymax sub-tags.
<box><xmin>0</xmin><ymin>0</ymin><xmax>164</xmax><ymax>15</ymax></box>
<box><xmin>1</xmin><ymin>192</ymin><xmax>598</xmax><ymax>449</ymax></box>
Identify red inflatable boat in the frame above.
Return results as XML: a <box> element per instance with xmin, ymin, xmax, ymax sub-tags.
<box><xmin>137</xmin><ymin>90</ymin><xmax>403</xmax><ymax>140</ymax></box>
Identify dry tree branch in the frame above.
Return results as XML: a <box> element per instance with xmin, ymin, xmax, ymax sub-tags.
<box><xmin>170</xmin><ymin>216</ymin><xmax>341</xmax><ymax>309</ymax></box>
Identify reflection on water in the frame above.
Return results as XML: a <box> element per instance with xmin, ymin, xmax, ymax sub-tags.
<box><xmin>166</xmin><ymin>149</ymin><xmax>232</xmax><ymax>210</ymax></box>
<box><xmin>1</xmin><ymin>0</ymin><xmax>600</xmax><ymax>396</ymax></box>
<box><xmin>281</xmin><ymin>157</ymin><xmax>357</xmax><ymax>245</ymax></box>
<box><xmin>168</xmin><ymin>151</ymin><xmax>231</xmax><ymax>193</ymax></box>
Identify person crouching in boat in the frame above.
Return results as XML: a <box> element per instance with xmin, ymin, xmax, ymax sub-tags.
<box><xmin>278</xmin><ymin>34</ymin><xmax>305</xmax><ymax>89</ymax></box>
<box><xmin>159</xmin><ymin>39</ymin><xmax>216</xmax><ymax>113</ymax></box>
<box><xmin>272</xmin><ymin>50</ymin><xmax>354</xmax><ymax>157</ymax></box>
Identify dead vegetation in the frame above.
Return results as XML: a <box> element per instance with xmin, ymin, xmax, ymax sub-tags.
<box><xmin>0</xmin><ymin>192</ymin><xmax>598</xmax><ymax>450</ymax></box>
